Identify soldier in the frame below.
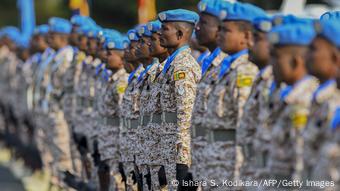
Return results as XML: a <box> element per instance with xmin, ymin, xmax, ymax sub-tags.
<box><xmin>190</xmin><ymin>0</ymin><xmax>227</xmax><ymax>185</ymax></box>
<box><xmin>202</xmin><ymin>2</ymin><xmax>264</xmax><ymax>189</ymax></box>
<box><xmin>46</xmin><ymin>17</ymin><xmax>75</xmax><ymax>188</ymax></box>
<box><xmin>237</xmin><ymin>16</ymin><xmax>273</xmax><ymax>182</ymax></box>
<box><xmin>120</xmin><ymin>28</ymin><xmax>144</xmax><ymax>191</ymax></box>
<box><xmin>266</xmin><ymin>22</ymin><xmax>319</xmax><ymax>185</ymax></box>
<box><xmin>134</xmin><ymin>24</ymin><xmax>158</xmax><ymax>190</ymax></box>
<box><xmin>302</xmin><ymin>19</ymin><xmax>340</xmax><ymax>185</ymax></box>
<box><xmin>96</xmin><ymin>34</ymin><xmax>129</xmax><ymax>191</ymax></box>
<box><xmin>157</xmin><ymin>9</ymin><xmax>201</xmax><ymax>190</ymax></box>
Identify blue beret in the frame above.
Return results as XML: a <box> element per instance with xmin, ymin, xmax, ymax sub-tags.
<box><xmin>198</xmin><ymin>0</ymin><xmax>222</xmax><ymax>18</ymax></box>
<box><xmin>127</xmin><ymin>29</ymin><xmax>139</xmax><ymax>41</ymax></box>
<box><xmin>220</xmin><ymin>2</ymin><xmax>267</xmax><ymax>23</ymax></box>
<box><xmin>86</xmin><ymin>25</ymin><xmax>101</xmax><ymax>38</ymax></box>
<box><xmin>1</xmin><ymin>26</ymin><xmax>20</xmax><ymax>42</ymax></box>
<box><xmin>49</xmin><ymin>17</ymin><xmax>72</xmax><ymax>34</ymax></box>
<box><xmin>158</xmin><ymin>9</ymin><xmax>199</xmax><ymax>25</ymax></box>
<box><xmin>268</xmin><ymin>22</ymin><xmax>316</xmax><ymax>46</ymax></box>
<box><xmin>104</xmin><ymin>35</ymin><xmax>127</xmax><ymax>50</ymax></box>
<box><xmin>253</xmin><ymin>17</ymin><xmax>273</xmax><ymax>33</ymax></box>
<box><xmin>99</xmin><ymin>29</ymin><xmax>122</xmax><ymax>43</ymax></box>
<box><xmin>147</xmin><ymin>20</ymin><xmax>162</xmax><ymax>33</ymax></box>
<box><xmin>34</xmin><ymin>24</ymin><xmax>49</xmax><ymax>35</ymax></box>
<box><xmin>272</xmin><ymin>14</ymin><xmax>312</xmax><ymax>27</ymax></box>
<box><xmin>320</xmin><ymin>11</ymin><xmax>340</xmax><ymax>21</ymax></box>
<box><xmin>315</xmin><ymin>20</ymin><xmax>340</xmax><ymax>48</ymax></box>
<box><xmin>70</xmin><ymin>15</ymin><xmax>96</xmax><ymax>27</ymax></box>
<box><xmin>138</xmin><ymin>24</ymin><xmax>152</xmax><ymax>37</ymax></box>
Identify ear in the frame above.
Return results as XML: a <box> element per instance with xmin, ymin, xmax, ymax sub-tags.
<box><xmin>245</xmin><ymin>30</ymin><xmax>254</xmax><ymax>48</ymax></box>
<box><xmin>177</xmin><ymin>29</ymin><xmax>183</xmax><ymax>40</ymax></box>
<box><xmin>331</xmin><ymin>47</ymin><xmax>340</xmax><ymax>68</ymax></box>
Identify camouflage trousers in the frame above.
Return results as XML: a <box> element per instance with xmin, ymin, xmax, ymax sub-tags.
<box><xmin>48</xmin><ymin>110</ymin><xmax>73</xmax><ymax>173</ymax></box>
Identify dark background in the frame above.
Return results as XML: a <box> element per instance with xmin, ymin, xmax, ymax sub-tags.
<box><xmin>0</xmin><ymin>0</ymin><xmax>332</xmax><ymax>32</ymax></box>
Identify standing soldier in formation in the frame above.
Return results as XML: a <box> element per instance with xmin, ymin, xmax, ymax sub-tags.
<box><xmin>190</xmin><ymin>0</ymin><xmax>227</xmax><ymax>185</ymax></box>
<box><xmin>157</xmin><ymin>9</ymin><xmax>201</xmax><ymax>190</ymax></box>
<box><xmin>303</xmin><ymin>18</ymin><xmax>340</xmax><ymax>188</ymax></box>
<box><xmin>120</xmin><ymin>28</ymin><xmax>144</xmax><ymax>191</ymax></box>
<box><xmin>237</xmin><ymin>16</ymin><xmax>273</xmax><ymax>182</ymax></box>
<box><xmin>266</xmin><ymin>22</ymin><xmax>319</xmax><ymax>184</ymax></box>
<box><xmin>142</xmin><ymin>20</ymin><xmax>170</xmax><ymax>190</ymax></box>
<box><xmin>46</xmin><ymin>17</ymin><xmax>75</xmax><ymax>188</ymax></box>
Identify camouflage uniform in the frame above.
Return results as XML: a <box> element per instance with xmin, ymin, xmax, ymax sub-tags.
<box><xmin>98</xmin><ymin>67</ymin><xmax>128</xmax><ymax>190</ymax></box>
<box><xmin>157</xmin><ymin>47</ymin><xmax>201</xmax><ymax>189</ymax></box>
<box><xmin>267</xmin><ymin>76</ymin><xmax>318</xmax><ymax>182</ymax></box>
<box><xmin>238</xmin><ymin>65</ymin><xmax>273</xmax><ymax>181</ymax></box>
<box><xmin>135</xmin><ymin>58</ymin><xmax>162</xmax><ymax>190</ymax></box>
<box><xmin>190</xmin><ymin>48</ymin><xmax>226</xmax><ymax>182</ymax></box>
<box><xmin>204</xmin><ymin>53</ymin><xmax>258</xmax><ymax>190</ymax></box>
<box><xmin>303</xmin><ymin>83</ymin><xmax>340</xmax><ymax>184</ymax></box>
<box><xmin>62</xmin><ymin>49</ymin><xmax>85</xmax><ymax>175</ymax></box>
<box><xmin>119</xmin><ymin>64</ymin><xmax>144</xmax><ymax>191</ymax></box>
<box><xmin>311</xmin><ymin>112</ymin><xmax>340</xmax><ymax>191</ymax></box>
<box><xmin>47</xmin><ymin>45</ymin><xmax>74</xmax><ymax>174</ymax></box>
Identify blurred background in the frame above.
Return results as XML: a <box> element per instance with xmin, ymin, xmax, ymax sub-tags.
<box><xmin>1</xmin><ymin>0</ymin><xmax>340</xmax><ymax>33</ymax></box>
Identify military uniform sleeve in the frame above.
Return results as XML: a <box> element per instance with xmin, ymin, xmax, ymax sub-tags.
<box><xmin>174</xmin><ymin>62</ymin><xmax>201</xmax><ymax>165</ymax></box>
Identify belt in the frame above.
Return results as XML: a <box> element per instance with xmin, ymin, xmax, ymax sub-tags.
<box><xmin>209</xmin><ymin>129</ymin><xmax>236</xmax><ymax>143</ymax></box>
<box><xmin>64</xmin><ymin>86</ymin><xmax>73</xmax><ymax>93</ymax></box>
<box><xmin>123</xmin><ymin>118</ymin><xmax>139</xmax><ymax>129</ymax></box>
<box><xmin>255</xmin><ymin>151</ymin><xmax>268</xmax><ymax>168</ymax></box>
<box><xmin>152</xmin><ymin>112</ymin><xmax>177</xmax><ymax>124</ymax></box>
<box><xmin>100</xmin><ymin>117</ymin><xmax>120</xmax><ymax>126</ymax></box>
<box><xmin>139</xmin><ymin>115</ymin><xmax>151</xmax><ymax>126</ymax></box>
<box><xmin>192</xmin><ymin>125</ymin><xmax>207</xmax><ymax>138</ymax></box>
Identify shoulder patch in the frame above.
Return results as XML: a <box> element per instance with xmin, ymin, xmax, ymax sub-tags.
<box><xmin>237</xmin><ymin>74</ymin><xmax>254</xmax><ymax>88</ymax></box>
<box><xmin>117</xmin><ymin>82</ymin><xmax>127</xmax><ymax>94</ymax></box>
<box><xmin>174</xmin><ymin>71</ymin><xmax>186</xmax><ymax>81</ymax></box>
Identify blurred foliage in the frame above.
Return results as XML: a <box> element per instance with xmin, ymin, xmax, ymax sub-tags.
<box><xmin>0</xmin><ymin>0</ymin><xmax>330</xmax><ymax>33</ymax></box>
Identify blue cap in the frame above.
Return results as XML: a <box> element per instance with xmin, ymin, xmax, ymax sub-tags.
<box><xmin>268</xmin><ymin>22</ymin><xmax>316</xmax><ymax>46</ymax></box>
<box><xmin>99</xmin><ymin>29</ymin><xmax>122</xmax><ymax>43</ymax></box>
<box><xmin>314</xmin><ymin>20</ymin><xmax>340</xmax><ymax>48</ymax></box>
<box><xmin>219</xmin><ymin>2</ymin><xmax>267</xmax><ymax>23</ymax></box>
<box><xmin>158</xmin><ymin>9</ymin><xmax>199</xmax><ymax>25</ymax></box>
<box><xmin>272</xmin><ymin>14</ymin><xmax>313</xmax><ymax>27</ymax></box>
<box><xmin>138</xmin><ymin>24</ymin><xmax>152</xmax><ymax>37</ymax></box>
<box><xmin>127</xmin><ymin>29</ymin><xmax>139</xmax><ymax>41</ymax></box>
<box><xmin>86</xmin><ymin>25</ymin><xmax>101</xmax><ymax>38</ymax></box>
<box><xmin>320</xmin><ymin>11</ymin><xmax>340</xmax><ymax>21</ymax></box>
<box><xmin>198</xmin><ymin>0</ymin><xmax>222</xmax><ymax>18</ymax></box>
<box><xmin>34</xmin><ymin>24</ymin><xmax>49</xmax><ymax>35</ymax></box>
<box><xmin>147</xmin><ymin>20</ymin><xmax>162</xmax><ymax>33</ymax></box>
<box><xmin>1</xmin><ymin>26</ymin><xmax>20</xmax><ymax>42</ymax></box>
<box><xmin>70</xmin><ymin>15</ymin><xmax>96</xmax><ymax>27</ymax></box>
<box><xmin>104</xmin><ymin>35</ymin><xmax>127</xmax><ymax>50</ymax></box>
<box><xmin>253</xmin><ymin>17</ymin><xmax>273</xmax><ymax>33</ymax></box>
<box><xmin>49</xmin><ymin>17</ymin><xmax>72</xmax><ymax>34</ymax></box>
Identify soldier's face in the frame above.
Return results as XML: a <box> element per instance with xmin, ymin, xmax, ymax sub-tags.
<box><xmin>136</xmin><ymin>36</ymin><xmax>151</xmax><ymax>59</ymax></box>
<box><xmin>149</xmin><ymin>32</ymin><xmax>167</xmax><ymax>57</ymax></box>
<box><xmin>217</xmin><ymin>21</ymin><xmax>248</xmax><ymax>54</ymax></box>
<box><xmin>272</xmin><ymin>46</ymin><xmax>296</xmax><ymax>85</ymax></box>
<box><xmin>307</xmin><ymin>36</ymin><xmax>338</xmax><ymax>81</ymax></box>
<box><xmin>50</xmin><ymin>33</ymin><xmax>64</xmax><ymax>50</ymax></box>
<box><xmin>88</xmin><ymin>38</ymin><xmax>98</xmax><ymax>56</ymax></box>
<box><xmin>70</xmin><ymin>26</ymin><xmax>79</xmax><ymax>46</ymax></box>
<box><xmin>195</xmin><ymin>12</ymin><xmax>219</xmax><ymax>47</ymax></box>
<box><xmin>249</xmin><ymin>31</ymin><xmax>270</xmax><ymax>69</ymax></box>
<box><xmin>78</xmin><ymin>35</ymin><xmax>88</xmax><ymax>51</ymax></box>
<box><xmin>107</xmin><ymin>49</ymin><xmax>123</xmax><ymax>70</ymax></box>
<box><xmin>160</xmin><ymin>22</ymin><xmax>179</xmax><ymax>48</ymax></box>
